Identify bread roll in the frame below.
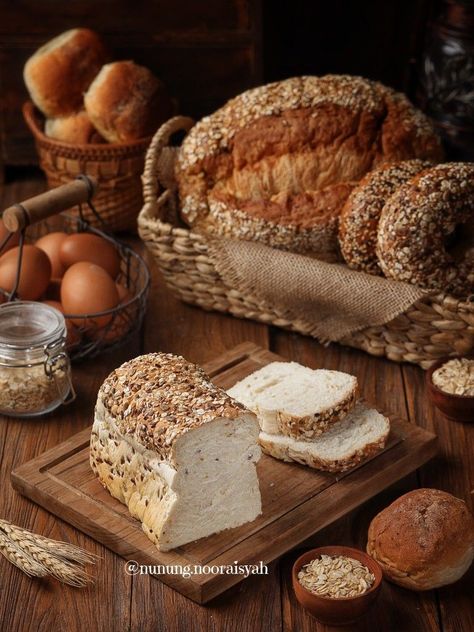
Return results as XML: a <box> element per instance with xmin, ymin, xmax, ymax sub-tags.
<box><xmin>367</xmin><ymin>488</ymin><xmax>474</xmax><ymax>590</ymax></box>
<box><xmin>84</xmin><ymin>61</ymin><xmax>173</xmax><ymax>143</ymax></box>
<box><xmin>338</xmin><ymin>160</ymin><xmax>432</xmax><ymax>275</ymax></box>
<box><xmin>376</xmin><ymin>162</ymin><xmax>474</xmax><ymax>296</ymax></box>
<box><xmin>176</xmin><ymin>75</ymin><xmax>443</xmax><ymax>259</ymax></box>
<box><xmin>24</xmin><ymin>28</ymin><xmax>108</xmax><ymax>117</ymax></box>
<box><xmin>45</xmin><ymin>110</ymin><xmax>104</xmax><ymax>144</ymax></box>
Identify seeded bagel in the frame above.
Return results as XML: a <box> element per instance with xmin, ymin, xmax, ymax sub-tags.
<box><xmin>377</xmin><ymin>162</ymin><xmax>474</xmax><ymax>296</ymax></box>
<box><xmin>339</xmin><ymin>160</ymin><xmax>433</xmax><ymax>275</ymax></box>
<box><xmin>176</xmin><ymin>75</ymin><xmax>442</xmax><ymax>260</ymax></box>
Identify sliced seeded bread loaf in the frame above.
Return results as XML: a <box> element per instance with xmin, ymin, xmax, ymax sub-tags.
<box><xmin>259</xmin><ymin>402</ymin><xmax>390</xmax><ymax>472</ymax></box>
<box><xmin>227</xmin><ymin>361</ymin><xmax>358</xmax><ymax>440</ymax></box>
<box><xmin>90</xmin><ymin>353</ymin><xmax>262</xmax><ymax>552</ymax></box>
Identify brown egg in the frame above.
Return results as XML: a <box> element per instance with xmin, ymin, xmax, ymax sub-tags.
<box><xmin>0</xmin><ymin>218</ymin><xmax>20</xmax><ymax>253</ymax></box>
<box><xmin>36</xmin><ymin>232</ymin><xmax>68</xmax><ymax>279</ymax></box>
<box><xmin>0</xmin><ymin>245</ymin><xmax>51</xmax><ymax>300</ymax></box>
<box><xmin>61</xmin><ymin>262</ymin><xmax>119</xmax><ymax>328</ymax></box>
<box><xmin>42</xmin><ymin>300</ymin><xmax>81</xmax><ymax>348</ymax></box>
<box><xmin>59</xmin><ymin>233</ymin><xmax>121</xmax><ymax>278</ymax></box>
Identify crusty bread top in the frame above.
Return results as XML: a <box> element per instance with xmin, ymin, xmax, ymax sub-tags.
<box><xmin>84</xmin><ymin>61</ymin><xmax>172</xmax><ymax>142</ymax></box>
<box><xmin>367</xmin><ymin>488</ymin><xmax>474</xmax><ymax>576</ymax></box>
<box><xmin>177</xmin><ymin>75</ymin><xmax>441</xmax><ymax>172</ymax></box>
<box><xmin>24</xmin><ymin>28</ymin><xmax>108</xmax><ymax>117</ymax></box>
<box><xmin>98</xmin><ymin>353</ymin><xmax>247</xmax><ymax>460</ymax></box>
<box><xmin>176</xmin><ymin>75</ymin><xmax>442</xmax><ymax>241</ymax></box>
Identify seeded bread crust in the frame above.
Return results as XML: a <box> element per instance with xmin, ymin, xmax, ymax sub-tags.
<box><xmin>90</xmin><ymin>401</ymin><xmax>172</xmax><ymax>548</ymax></box>
<box><xmin>227</xmin><ymin>362</ymin><xmax>359</xmax><ymax>440</ymax></box>
<box><xmin>176</xmin><ymin>75</ymin><xmax>442</xmax><ymax>257</ymax></box>
<box><xmin>259</xmin><ymin>404</ymin><xmax>390</xmax><ymax>473</ymax></box>
<box><xmin>367</xmin><ymin>489</ymin><xmax>474</xmax><ymax>590</ymax></box>
<box><xmin>98</xmin><ymin>353</ymin><xmax>246</xmax><ymax>465</ymax></box>
<box><xmin>376</xmin><ymin>162</ymin><xmax>474</xmax><ymax>296</ymax></box>
<box><xmin>339</xmin><ymin>160</ymin><xmax>432</xmax><ymax>275</ymax></box>
<box><xmin>259</xmin><ymin>434</ymin><xmax>386</xmax><ymax>473</ymax></box>
<box><xmin>276</xmin><ymin>386</ymin><xmax>358</xmax><ymax>439</ymax></box>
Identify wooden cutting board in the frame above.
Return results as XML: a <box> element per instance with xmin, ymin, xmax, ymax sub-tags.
<box><xmin>11</xmin><ymin>342</ymin><xmax>437</xmax><ymax>604</ymax></box>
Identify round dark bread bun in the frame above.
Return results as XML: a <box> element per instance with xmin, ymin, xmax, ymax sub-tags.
<box><xmin>367</xmin><ymin>488</ymin><xmax>474</xmax><ymax>590</ymax></box>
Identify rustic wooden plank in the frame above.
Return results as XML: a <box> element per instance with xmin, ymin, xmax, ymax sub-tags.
<box><xmin>11</xmin><ymin>344</ymin><xmax>436</xmax><ymax>606</ymax></box>
<box><xmin>402</xmin><ymin>363</ymin><xmax>474</xmax><ymax>632</ymax></box>
<box><xmin>273</xmin><ymin>334</ymin><xmax>443</xmax><ymax>632</ymax></box>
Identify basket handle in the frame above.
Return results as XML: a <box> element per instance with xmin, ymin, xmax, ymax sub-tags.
<box><xmin>142</xmin><ymin>116</ymin><xmax>194</xmax><ymax>206</ymax></box>
<box><xmin>2</xmin><ymin>176</ymin><xmax>97</xmax><ymax>232</ymax></box>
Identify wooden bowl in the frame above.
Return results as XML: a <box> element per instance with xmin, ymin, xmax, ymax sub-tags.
<box><xmin>292</xmin><ymin>546</ymin><xmax>383</xmax><ymax>626</ymax></box>
<box><xmin>426</xmin><ymin>355</ymin><xmax>474</xmax><ymax>423</ymax></box>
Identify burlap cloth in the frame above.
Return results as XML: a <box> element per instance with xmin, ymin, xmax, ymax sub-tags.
<box><xmin>209</xmin><ymin>239</ymin><xmax>427</xmax><ymax>343</ymax></box>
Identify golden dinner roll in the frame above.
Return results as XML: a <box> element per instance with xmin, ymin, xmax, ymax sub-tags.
<box><xmin>367</xmin><ymin>489</ymin><xmax>474</xmax><ymax>590</ymax></box>
<box><xmin>24</xmin><ymin>28</ymin><xmax>108</xmax><ymax>117</ymax></box>
<box><xmin>84</xmin><ymin>61</ymin><xmax>172</xmax><ymax>143</ymax></box>
<box><xmin>44</xmin><ymin>110</ymin><xmax>104</xmax><ymax>144</ymax></box>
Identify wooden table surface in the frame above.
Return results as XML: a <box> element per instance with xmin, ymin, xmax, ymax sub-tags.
<box><xmin>0</xmin><ymin>173</ymin><xmax>473</xmax><ymax>632</ymax></box>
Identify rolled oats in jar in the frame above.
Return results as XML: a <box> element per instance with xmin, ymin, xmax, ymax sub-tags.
<box><xmin>0</xmin><ymin>302</ymin><xmax>74</xmax><ymax>417</ymax></box>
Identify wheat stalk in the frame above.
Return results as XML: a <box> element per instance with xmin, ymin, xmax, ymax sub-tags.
<box><xmin>0</xmin><ymin>519</ymin><xmax>98</xmax><ymax>586</ymax></box>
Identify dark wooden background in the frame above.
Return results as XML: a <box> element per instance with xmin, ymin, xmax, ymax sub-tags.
<box><xmin>0</xmin><ymin>0</ymin><xmax>436</xmax><ymax>166</ymax></box>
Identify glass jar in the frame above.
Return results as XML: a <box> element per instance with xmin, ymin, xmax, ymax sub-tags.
<box><xmin>417</xmin><ymin>0</ymin><xmax>474</xmax><ymax>159</ymax></box>
<box><xmin>0</xmin><ymin>302</ymin><xmax>75</xmax><ymax>417</ymax></box>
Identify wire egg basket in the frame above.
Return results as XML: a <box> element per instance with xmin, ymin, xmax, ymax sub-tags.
<box><xmin>0</xmin><ymin>176</ymin><xmax>150</xmax><ymax>361</ymax></box>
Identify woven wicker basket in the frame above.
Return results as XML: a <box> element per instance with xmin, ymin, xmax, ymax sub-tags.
<box><xmin>23</xmin><ymin>101</ymin><xmax>150</xmax><ymax>232</ymax></box>
<box><xmin>138</xmin><ymin>117</ymin><xmax>474</xmax><ymax>368</ymax></box>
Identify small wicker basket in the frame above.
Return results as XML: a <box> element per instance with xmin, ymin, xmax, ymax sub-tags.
<box><xmin>23</xmin><ymin>101</ymin><xmax>150</xmax><ymax>233</ymax></box>
<box><xmin>138</xmin><ymin>117</ymin><xmax>474</xmax><ymax>368</ymax></box>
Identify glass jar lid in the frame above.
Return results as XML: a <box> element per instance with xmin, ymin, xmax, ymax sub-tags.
<box><xmin>0</xmin><ymin>301</ymin><xmax>66</xmax><ymax>351</ymax></box>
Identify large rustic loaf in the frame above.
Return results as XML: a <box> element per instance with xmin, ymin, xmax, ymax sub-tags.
<box><xmin>227</xmin><ymin>361</ymin><xmax>358</xmax><ymax>439</ymax></box>
<box><xmin>90</xmin><ymin>353</ymin><xmax>262</xmax><ymax>552</ymax></box>
<box><xmin>176</xmin><ymin>75</ymin><xmax>442</xmax><ymax>259</ymax></box>
<box><xmin>259</xmin><ymin>403</ymin><xmax>390</xmax><ymax>473</ymax></box>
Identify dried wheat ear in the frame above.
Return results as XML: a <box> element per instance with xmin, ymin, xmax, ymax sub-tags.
<box><xmin>0</xmin><ymin>518</ymin><xmax>98</xmax><ymax>587</ymax></box>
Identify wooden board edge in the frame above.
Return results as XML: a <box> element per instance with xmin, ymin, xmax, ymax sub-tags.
<box><xmin>10</xmin><ymin>469</ymin><xmax>206</xmax><ymax>603</ymax></box>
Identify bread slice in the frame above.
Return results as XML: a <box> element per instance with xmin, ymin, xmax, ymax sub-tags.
<box><xmin>91</xmin><ymin>353</ymin><xmax>262</xmax><ymax>552</ymax></box>
<box><xmin>227</xmin><ymin>361</ymin><xmax>358</xmax><ymax>439</ymax></box>
<box><xmin>259</xmin><ymin>402</ymin><xmax>390</xmax><ymax>472</ymax></box>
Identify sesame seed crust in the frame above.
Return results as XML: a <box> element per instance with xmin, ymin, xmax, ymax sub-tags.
<box><xmin>175</xmin><ymin>75</ymin><xmax>442</xmax><ymax>258</ymax></box>
<box><xmin>98</xmin><ymin>353</ymin><xmax>247</xmax><ymax>461</ymax></box>
<box><xmin>339</xmin><ymin>160</ymin><xmax>432</xmax><ymax>275</ymax></box>
<box><xmin>199</xmin><ymin>184</ymin><xmax>355</xmax><ymax>259</ymax></box>
<box><xmin>377</xmin><ymin>162</ymin><xmax>474</xmax><ymax>296</ymax></box>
